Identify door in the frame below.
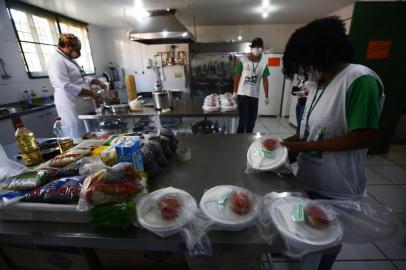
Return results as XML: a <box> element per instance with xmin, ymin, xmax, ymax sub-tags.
<box><xmin>258</xmin><ymin>53</ymin><xmax>284</xmax><ymax>116</ymax></box>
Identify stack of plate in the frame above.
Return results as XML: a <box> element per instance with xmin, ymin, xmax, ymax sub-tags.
<box><xmin>199</xmin><ymin>185</ymin><xmax>258</xmax><ymax>230</ymax></box>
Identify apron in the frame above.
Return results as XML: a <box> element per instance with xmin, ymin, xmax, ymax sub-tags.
<box><xmin>237</xmin><ymin>55</ymin><xmax>267</xmax><ymax>98</ymax></box>
<box><xmin>297</xmin><ymin>64</ymin><xmax>385</xmax><ymax>198</ymax></box>
<box><xmin>52</xmin><ymin>50</ymin><xmax>95</xmax><ymax>139</ymax></box>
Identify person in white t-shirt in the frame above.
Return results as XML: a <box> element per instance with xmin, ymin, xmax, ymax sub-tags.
<box><xmin>233</xmin><ymin>38</ymin><xmax>270</xmax><ymax>133</ymax></box>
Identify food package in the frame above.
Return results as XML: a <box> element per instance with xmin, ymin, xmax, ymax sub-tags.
<box><xmin>100</xmin><ymin>146</ymin><xmax>118</xmax><ymax>166</ymax></box>
<box><xmin>199</xmin><ymin>185</ymin><xmax>258</xmax><ymax>231</ymax></box>
<box><xmin>136</xmin><ymin>187</ymin><xmax>198</xmax><ymax>237</ymax></box>
<box><xmin>0</xmin><ymin>171</ymin><xmax>52</xmax><ymax>191</ymax></box>
<box><xmin>77</xmin><ymin>163</ymin><xmax>144</xmax><ymax>211</ymax></box>
<box><xmin>148</xmin><ymin>135</ymin><xmax>173</xmax><ymax>159</ymax></box>
<box><xmin>89</xmin><ymin>201</ymin><xmax>135</xmax><ymax>229</ymax></box>
<box><xmin>245</xmin><ymin>135</ymin><xmax>290</xmax><ymax>174</ymax></box>
<box><xmin>140</xmin><ymin>145</ymin><xmax>162</xmax><ymax>177</ymax></box>
<box><xmin>0</xmin><ymin>190</ymin><xmax>28</xmax><ymax>208</ymax></box>
<box><xmin>146</xmin><ymin>140</ymin><xmax>169</xmax><ymax>167</ymax></box>
<box><xmin>0</xmin><ymin>143</ymin><xmax>28</xmax><ymax>181</ymax></box>
<box><xmin>115</xmin><ymin>137</ymin><xmax>144</xmax><ymax>173</ymax></box>
<box><xmin>257</xmin><ymin>195</ymin><xmax>399</xmax><ymax>258</ymax></box>
<box><xmin>21</xmin><ymin>176</ymin><xmax>85</xmax><ymax>204</ymax></box>
<box><xmin>48</xmin><ymin>149</ymin><xmax>90</xmax><ymax>168</ymax></box>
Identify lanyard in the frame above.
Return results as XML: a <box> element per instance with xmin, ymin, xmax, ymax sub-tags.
<box><xmin>304</xmin><ymin>86</ymin><xmax>326</xmax><ymax>129</ymax></box>
<box><xmin>57</xmin><ymin>49</ymin><xmax>86</xmax><ymax>78</ymax></box>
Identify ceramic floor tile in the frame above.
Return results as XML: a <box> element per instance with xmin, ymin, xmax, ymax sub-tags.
<box><xmin>374</xmin><ymin>223</ymin><xmax>406</xmax><ymax>260</ymax></box>
<box><xmin>332</xmin><ymin>261</ymin><xmax>396</xmax><ymax>270</ymax></box>
<box><xmin>365</xmin><ymin>156</ymin><xmax>395</xmax><ymax>166</ymax></box>
<box><xmin>266</xmin><ymin>126</ymin><xmax>292</xmax><ymax>133</ymax></box>
<box><xmin>366</xmin><ymin>167</ymin><xmax>392</xmax><ymax>185</ymax></box>
<box><xmin>271</xmin><ymin>133</ymin><xmax>295</xmax><ymax>140</ymax></box>
<box><xmin>369</xmin><ymin>166</ymin><xmax>406</xmax><ymax>184</ymax></box>
<box><xmin>337</xmin><ymin>243</ymin><xmax>386</xmax><ymax>260</ymax></box>
<box><xmin>368</xmin><ymin>185</ymin><xmax>406</xmax><ymax>213</ymax></box>
<box><xmin>392</xmin><ymin>260</ymin><xmax>406</xmax><ymax>270</ymax></box>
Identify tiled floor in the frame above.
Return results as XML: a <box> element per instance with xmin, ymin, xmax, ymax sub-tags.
<box><xmin>175</xmin><ymin>116</ymin><xmax>406</xmax><ymax>270</ymax></box>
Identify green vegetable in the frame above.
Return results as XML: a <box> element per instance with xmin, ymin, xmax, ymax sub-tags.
<box><xmin>89</xmin><ymin>201</ymin><xmax>135</xmax><ymax>229</ymax></box>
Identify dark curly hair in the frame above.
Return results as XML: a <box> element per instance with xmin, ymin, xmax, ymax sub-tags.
<box><xmin>283</xmin><ymin>16</ymin><xmax>353</xmax><ymax>79</ymax></box>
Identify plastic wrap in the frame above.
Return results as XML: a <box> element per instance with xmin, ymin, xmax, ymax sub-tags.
<box><xmin>159</xmin><ymin>127</ymin><xmax>178</xmax><ymax>152</ymax></box>
<box><xmin>135</xmin><ymin>187</ymin><xmax>213</xmax><ymax>256</ymax></box>
<box><xmin>21</xmin><ymin>176</ymin><xmax>85</xmax><ymax>203</ymax></box>
<box><xmin>140</xmin><ymin>145</ymin><xmax>162</xmax><ymax>177</ymax></box>
<box><xmin>245</xmin><ymin>136</ymin><xmax>291</xmax><ymax>174</ymax></box>
<box><xmin>199</xmin><ymin>185</ymin><xmax>258</xmax><ymax>231</ymax></box>
<box><xmin>136</xmin><ymin>187</ymin><xmax>198</xmax><ymax>237</ymax></box>
<box><xmin>0</xmin><ymin>143</ymin><xmax>27</xmax><ymax>181</ymax></box>
<box><xmin>146</xmin><ymin>140</ymin><xmax>169</xmax><ymax>167</ymax></box>
<box><xmin>149</xmin><ymin>135</ymin><xmax>174</xmax><ymax>159</ymax></box>
<box><xmin>0</xmin><ymin>171</ymin><xmax>52</xmax><ymax>191</ymax></box>
<box><xmin>77</xmin><ymin>162</ymin><xmax>144</xmax><ymax>211</ymax></box>
<box><xmin>257</xmin><ymin>195</ymin><xmax>400</xmax><ymax>258</ymax></box>
<box><xmin>89</xmin><ymin>201</ymin><xmax>135</xmax><ymax>229</ymax></box>
<box><xmin>79</xmin><ymin>156</ymin><xmax>107</xmax><ymax>176</ymax></box>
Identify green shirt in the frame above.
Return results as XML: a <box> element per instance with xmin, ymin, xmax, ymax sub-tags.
<box><xmin>346</xmin><ymin>75</ymin><xmax>381</xmax><ymax>131</ymax></box>
<box><xmin>234</xmin><ymin>61</ymin><xmax>270</xmax><ymax>77</ymax></box>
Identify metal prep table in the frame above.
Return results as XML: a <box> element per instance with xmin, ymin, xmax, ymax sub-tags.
<box><xmin>78</xmin><ymin>100</ymin><xmax>239</xmax><ymax>134</ymax></box>
<box><xmin>0</xmin><ymin>134</ymin><xmax>340</xmax><ymax>269</ymax></box>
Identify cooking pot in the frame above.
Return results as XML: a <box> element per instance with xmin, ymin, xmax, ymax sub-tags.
<box><xmin>152</xmin><ymin>90</ymin><xmax>172</xmax><ymax>110</ymax></box>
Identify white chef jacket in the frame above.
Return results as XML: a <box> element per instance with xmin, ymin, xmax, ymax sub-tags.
<box><xmin>47</xmin><ymin>49</ymin><xmax>94</xmax><ymax>139</ymax></box>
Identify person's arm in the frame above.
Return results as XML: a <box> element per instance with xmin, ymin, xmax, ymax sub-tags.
<box><xmin>263</xmin><ymin>76</ymin><xmax>269</xmax><ymax>98</ymax></box>
<box><xmin>283</xmin><ymin>133</ymin><xmax>300</xmax><ymax>143</ymax></box>
<box><xmin>281</xmin><ymin>129</ymin><xmax>377</xmax><ymax>153</ymax></box>
<box><xmin>90</xmin><ymin>78</ymin><xmax>107</xmax><ymax>90</ymax></box>
<box><xmin>233</xmin><ymin>60</ymin><xmax>243</xmax><ymax>96</ymax></box>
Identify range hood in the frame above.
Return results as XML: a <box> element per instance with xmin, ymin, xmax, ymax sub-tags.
<box><xmin>128</xmin><ymin>9</ymin><xmax>196</xmax><ymax>45</ymax></box>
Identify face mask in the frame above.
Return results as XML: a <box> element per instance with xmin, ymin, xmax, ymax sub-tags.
<box><xmin>306</xmin><ymin>66</ymin><xmax>323</xmax><ymax>82</ymax></box>
<box><xmin>251</xmin><ymin>48</ymin><xmax>262</xmax><ymax>56</ymax></box>
<box><xmin>70</xmin><ymin>50</ymin><xmax>80</xmax><ymax>59</ymax></box>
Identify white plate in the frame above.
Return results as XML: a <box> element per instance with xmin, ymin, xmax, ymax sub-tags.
<box><xmin>136</xmin><ymin>188</ymin><xmax>197</xmax><ymax>232</ymax></box>
<box><xmin>202</xmin><ymin>105</ymin><xmax>220</xmax><ymax>112</ymax></box>
<box><xmin>221</xmin><ymin>104</ymin><xmax>237</xmax><ymax>112</ymax></box>
<box><xmin>247</xmin><ymin>139</ymin><xmax>288</xmax><ymax>171</ymax></box>
<box><xmin>270</xmin><ymin>197</ymin><xmax>342</xmax><ymax>247</ymax></box>
<box><xmin>199</xmin><ymin>185</ymin><xmax>257</xmax><ymax>229</ymax></box>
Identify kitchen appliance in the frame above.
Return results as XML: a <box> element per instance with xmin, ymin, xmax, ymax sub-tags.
<box><xmin>152</xmin><ymin>87</ymin><xmax>172</xmax><ymax>110</ymax></box>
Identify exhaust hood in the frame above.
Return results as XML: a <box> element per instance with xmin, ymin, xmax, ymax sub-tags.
<box><xmin>128</xmin><ymin>9</ymin><xmax>196</xmax><ymax>45</ymax></box>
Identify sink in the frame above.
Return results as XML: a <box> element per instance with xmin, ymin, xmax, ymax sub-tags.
<box><xmin>0</xmin><ymin>106</ymin><xmax>22</xmax><ymax>115</ymax></box>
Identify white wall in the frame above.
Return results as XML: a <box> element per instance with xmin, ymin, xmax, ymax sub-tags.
<box><xmin>103</xmin><ymin>28</ymin><xmax>189</xmax><ymax>94</ymax></box>
<box><xmin>188</xmin><ymin>24</ymin><xmax>302</xmax><ymax>52</ymax></box>
<box><xmin>0</xmin><ymin>0</ymin><xmax>109</xmax><ymax>105</ymax></box>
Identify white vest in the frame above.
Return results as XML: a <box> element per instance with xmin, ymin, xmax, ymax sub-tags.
<box><xmin>237</xmin><ymin>56</ymin><xmax>267</xmax><ymax>98</ymax></box>
<box><xmin>297</xmin><ymin>64</ymin><xmax>384</xmax><ymax>198</ymax></box>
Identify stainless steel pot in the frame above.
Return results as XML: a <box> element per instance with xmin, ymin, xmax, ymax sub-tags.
<box><xmin>152</xmin><ymin>90</ymin><xmax>172</xmax><ymax>110</ymax></box>
<box><xmin>97</xmin><ymin>119</ymin><xmax>127</xmax><ymax>134</ymax></box>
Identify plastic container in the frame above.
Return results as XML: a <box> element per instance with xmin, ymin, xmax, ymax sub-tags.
<box><xmin>22</xmin><ymin>90</ymin><xmax>32</xmax><ymax>108</ymax></box>
<box><xmin>53</xmin><ymin>117</ymin><xmax>74</xmax><ymax>153</ymax></box>
<box><xmin>15</xmin><ymin>123</ymin><xmax>42</xmax><ymax>166</ymax></box>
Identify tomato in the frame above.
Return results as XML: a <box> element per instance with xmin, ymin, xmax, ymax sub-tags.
<box><xmin>262</xmin><ymin>138</ymin><xmax>278</xmax><ymax>151</ymax></box>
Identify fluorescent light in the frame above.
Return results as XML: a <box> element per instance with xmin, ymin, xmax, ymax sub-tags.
<box><xmin>262</xmin><ymin>12</ymin><xmax>268</xmax><ymax>18</ymax></box>
<box><xmin>162</xmin><ymin>30</ymin><xmax>168</xmax><ymax>37</ymax></box>
<box><xmin>262</xmin><ymin>0</ymin><xmax>270</xmax><ymax>8</ymax></box>
<box><xmin>238</xmin><ymin>35</ymin><xmax>242</xmax><ymax>41</ymax></box>
<box><xmin>182</xmin><ymin>32</ymin><xmax>188</xmax><ymax>37</ymax></box>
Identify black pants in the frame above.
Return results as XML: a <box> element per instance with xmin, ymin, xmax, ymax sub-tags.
<box><xmin>237</xmin><ymin>95</ymin><xmax>259</xmax><ymax>133</ymax></box>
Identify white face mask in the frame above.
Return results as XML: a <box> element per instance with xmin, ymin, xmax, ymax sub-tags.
<box><xmin>306</xmin><ymin>66</ymin><xmax>323</xmax><ymax>82</ymax></box>
<box><xmin>70</xmin><ymin>50</ymin><xmax>80</xmax><ymax>59</ymax></box>
<box><xmin>251</xmin><ymin>48</ymin><xmax>263</xmax><ymax>56</ymax></box>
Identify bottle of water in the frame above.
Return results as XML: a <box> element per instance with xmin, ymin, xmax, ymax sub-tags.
<box><xmin>23</xmin><ymin>90</ymin><xmax>32</xmax><ymax>108</ymax></box>
<box><xmin>15</xmin><ymin>123</ymin><xmax>42</xmax><ymax>166</ymax></box>
<box><xmin>53</xmin><ymin>117</ymin><xmax>74</xmax><ymax>153</ymax></box>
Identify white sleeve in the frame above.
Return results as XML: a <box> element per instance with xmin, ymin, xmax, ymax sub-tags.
<box><xmin>47</xmin><ymin>57</ymin><xmax>82</xmax><ymax>96</ymax></box>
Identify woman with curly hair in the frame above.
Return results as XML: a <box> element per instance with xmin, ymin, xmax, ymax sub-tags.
<box><xmin>281</xmin><ymin>16</ymin><xmax>385</xmax><ymax>269</ymax></box>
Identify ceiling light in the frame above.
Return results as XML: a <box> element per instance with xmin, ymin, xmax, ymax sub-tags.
<box><xmin>162</xmin><ymin>30</ymin><xmax>168</xmax><ymax>37</ymax></box>
<box><xmin>166</xmin><ymin>8</ymin><xmax>170</xmax><ymax>11</ymax></box>
<box><xmin>238</xmin><ymin>36</ymin><xmax>242</xmax><ymax>41</ymax></box>
<box><xmin>262</xmin><ymin>0</ymin><xmax>270</xmax><ymax>8</ymax></box>
<box><xmin>134</xmin><ymin>0</ymin><xmax>150</xmax><ymax>22</ymax></box>
<box><xmin>182</xmin><ymin>32</ymin><xmax>188</xmax><ymax>37</ymax></box>
<box><xmin>262</xmin><ymin>12</ymin><xmax>268</xmax><ymax>18</ymax></box>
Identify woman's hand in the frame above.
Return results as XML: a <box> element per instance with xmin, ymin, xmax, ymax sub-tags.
<box><xmin>91</xmin><ymin>79</ymin><xmax>108</xmax><ymax>90</ymax></box>
<box><xmin>280</xmin><ymin>141</ymin><xmax>308</xmax><ymax>154</ymax></box>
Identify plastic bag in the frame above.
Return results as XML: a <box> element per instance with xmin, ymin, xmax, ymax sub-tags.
<box><xmin>21</xmin><ymin>176</ymin><xmax>85</xmax><ymax>203</ymax></box>
<box><xmin>79</xmin><ymin>156</ymin><xmax>107</xmax><ymax>176</ymax></box>
<box><xmin>245</xmin><ymin>135</ymin><xmax>291</xmax><ymax>175</ymax></box>
<box><xmin>89</xmin><ymin>201</ymin><xmax>135</xmax><ymax>229</ymax></box>
<box><xmin>181</xmin><ymin>209</ymin><xmax>213</xmax><ymax>256</ymax></box>
<box><xmin>149</xmin><ymin>135</ymin><xmax>174</xmax><ymax>159</ymax></box>
<box><xmin>77</xmin><ymin>162</ymin><xmax>144</xmax><ymax>211</ymax></box>
<box><xmin>140</xmin><ymin>145</ymin><xmax>162</xmax><ymax>177</ymax></box>
<box><xmin>136</xmin><ymin>187</ymin><xmax>198</xmax><ymax>237</ymax></box>
<box><xmin>145</xmin><ymin>140</ymin><xmax>169</xmax><ymax>167</ymax></box>
<box><xmin>0</xmin><ymin>190</ymin><xmax>28</xmax><ymax>208</ymax></box>
<box><xmin>257</xmin><ymin>195</ymin><xmax>400</xmax><ymax>258</ymax></box>
<box><xmin>0</xmin><ymin>171</ymin><xmax>52</xmax><ymax>191</ymax></box>
<box><xmin>0</xmin><ymin>143</ymin><xmax>27</xmax><ymax>181</ymax></box>
<box><xmin>199</xmin><ymin>185</ymin><xmax>258</xmax><ymax>231</ymax></box>
<box><xmin>159</xmin><ymin>127</ymin><xmax>178</xmax><ymax>152</ymax></box>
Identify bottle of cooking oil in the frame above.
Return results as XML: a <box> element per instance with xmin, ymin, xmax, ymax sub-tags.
<box><xmin>15</xmin><ymin>123</ymin><xmax>43</xmax><ymax>166</ymax></box>
<box><xmin>53</xmin><ymin>117</ymin><xmax>74</xmax><ymax>153</ymax></box>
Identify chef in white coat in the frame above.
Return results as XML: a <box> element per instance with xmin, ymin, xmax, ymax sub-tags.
<box><xmin>47</xmin><ymin>33</ymin><xmax>106</xmax><ymax>139</ymax></box>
